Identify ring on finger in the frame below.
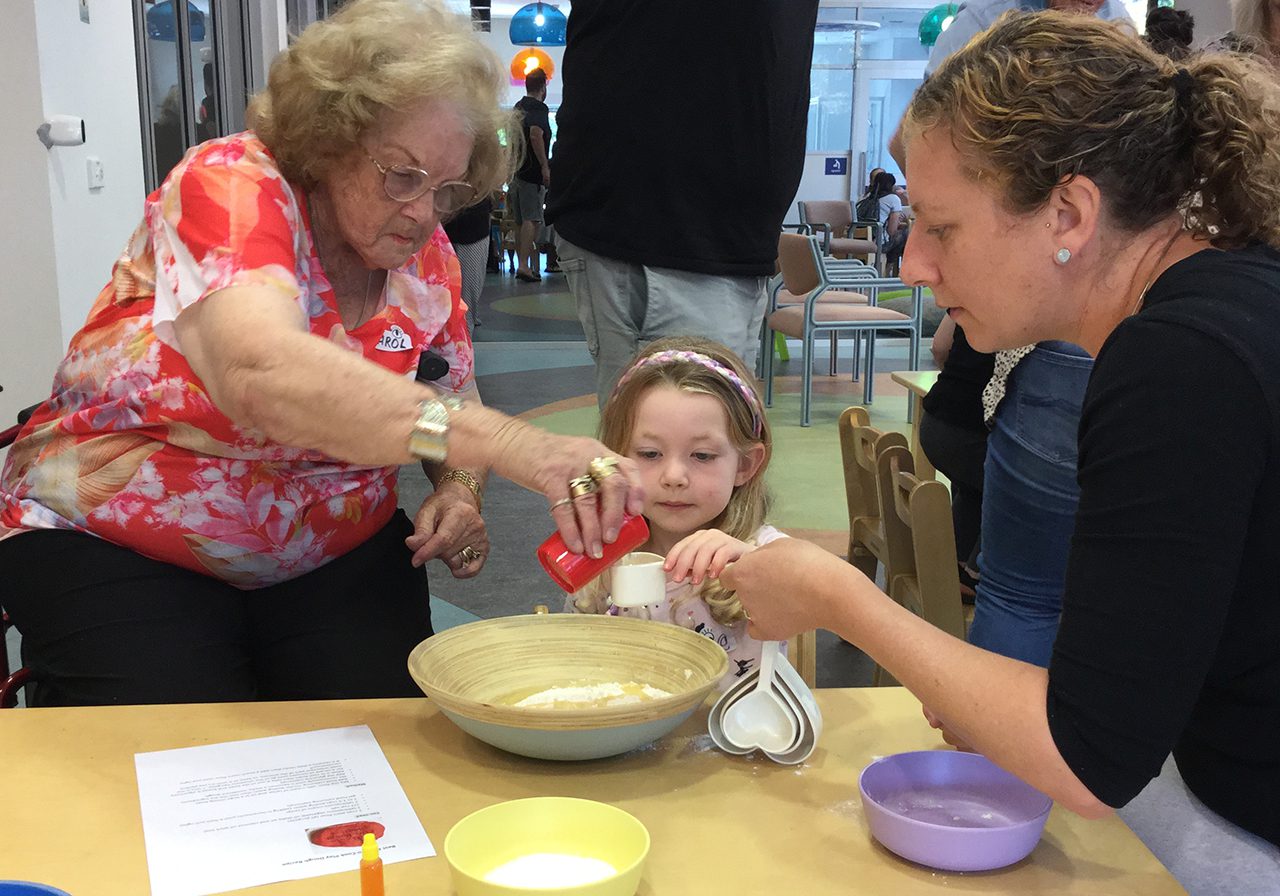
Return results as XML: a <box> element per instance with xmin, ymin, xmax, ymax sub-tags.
<box><xmin>549</xmin><ymin>496</ymin><xmax>574</xmax><ymax>513</ymax></box>
<box><xmin>588</xmin><ymin>456</ymin><xmax>620</xmax><ymax>482</ymax></box>
<box><xmin>569</xmin><ymin>475</ymin><xmax>598</xmax><ymax>499</ymax></box>
<box><xmin>457</xmin><ymin>545</ymin><xmax>482</xmax><ymax>565</ymax></box>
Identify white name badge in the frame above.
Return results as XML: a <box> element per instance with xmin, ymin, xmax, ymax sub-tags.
<box><xmin>376</xmin><ymin>325</ymin><xmax>414</xmax><ymax>352</ymax></box>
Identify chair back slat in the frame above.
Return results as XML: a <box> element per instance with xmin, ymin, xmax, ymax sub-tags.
<box><xmin>778</xmin><ymin>232</ymin><xmax>822</xmax><ymax>295</ymax></box>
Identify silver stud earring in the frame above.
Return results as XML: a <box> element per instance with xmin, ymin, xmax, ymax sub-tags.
<box><xmin>1055</xmin><ymin>247</ymin><xmax>1071</xmax><ymax>265</ymax></box>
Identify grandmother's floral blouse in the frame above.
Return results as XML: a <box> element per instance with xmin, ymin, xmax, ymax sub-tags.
<box><xmin>0</xmin><ymin>132</ymin><xmax>473</xmax><ymax>587</ymax></box>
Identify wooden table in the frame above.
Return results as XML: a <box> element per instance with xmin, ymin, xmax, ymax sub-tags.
<box><xmin>891</xmin><ymin>369</ymin><xmax>940</xmax><ymax>481</ymax></box>
<box><xmin>1</xmin><ymin>689</ymin><xmax>1184</xmax><ymax>895</ymax></box>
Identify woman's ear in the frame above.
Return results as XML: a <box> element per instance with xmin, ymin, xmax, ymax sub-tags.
<box><xmin>1048</xmin><ymin>174</ymin><xmax>1103</xmax><ymax>260</ymax></box>
<box><xmin>735</xmin><ymin>443</ymin><xmax>767</xmax><ymax>486</ymax></box>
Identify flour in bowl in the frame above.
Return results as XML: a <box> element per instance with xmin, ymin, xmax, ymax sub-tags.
<box><xmin>512</xmin><ymin>681</ymin><xmax>672</xmax><ymax>709</ymax></box>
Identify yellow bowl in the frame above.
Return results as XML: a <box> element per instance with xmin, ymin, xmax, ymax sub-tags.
<box><xmin>408</xmin><ymin>614</ymin><xmax>728</xmax><ymax>760</ymax></box>
<box><xmin>445</xmin><ymin>797</ymin><xmax>650</xmax><ymax>896</ymax></box>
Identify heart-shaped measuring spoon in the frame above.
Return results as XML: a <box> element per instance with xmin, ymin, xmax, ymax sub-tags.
<box><xmin>718</xmin><ymin>641</ymin><xmax>799</xmax><ymax>754</ymax></box>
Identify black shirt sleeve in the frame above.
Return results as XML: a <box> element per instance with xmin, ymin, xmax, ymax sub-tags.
<box><xmin>1046</xmin><ymin>314</ymin><xmax>1269</xmax><ymax>807</ymax></box>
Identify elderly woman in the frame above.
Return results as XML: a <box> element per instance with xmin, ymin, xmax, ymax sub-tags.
<box><xmin>0</xmin><ymin>0</ymin><xmax>639</xmax><ymax>706</ymax></box>
<box><xmin>725</xmin><ymin>9</ymin><xmax>1280</xmax><ymax>879</ymax></box>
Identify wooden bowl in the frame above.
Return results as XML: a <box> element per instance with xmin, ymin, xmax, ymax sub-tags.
<box><xmin>408</xmin><ymin>614</ymin><xmax>728</xmax><ymax>760</ymax></box>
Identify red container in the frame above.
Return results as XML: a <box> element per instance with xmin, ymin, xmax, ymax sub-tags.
<box><xmin>536</xmin><ymin>514</ymin><xmax>650</xmax><ymax>593</ymax></box>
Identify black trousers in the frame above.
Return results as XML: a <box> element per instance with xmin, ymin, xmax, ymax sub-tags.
<box><xmin>0</xmin><ymin>510</ymin><xmax>432</xmax><ymax>706</ymax></box>
<box><xmin>918</xmin><ymin>411</ymin><xmax>988</xmax><ymax>568</ymax></box>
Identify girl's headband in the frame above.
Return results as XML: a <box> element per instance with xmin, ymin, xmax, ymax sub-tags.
<box><xmin>612</xmin><ymin>349</ymin><xmax>764</xmax><ymax>437</ymax></box>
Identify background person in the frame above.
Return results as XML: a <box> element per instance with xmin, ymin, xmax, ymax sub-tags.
<box><xmin>0</xmin><ymin>0</ymin><xmax>640</xmax><ymax>708</ymax></box>
<box><xmin>547</xmin><ymin>0</ymin><xmax>820</xmax><ymax>406</ymax></box>
<box><xmin>511</xmin><ymin>68</ymin><xmax>551</xmax><ymax>283</ymax></box>
<box><xmin>443</xmin><ymin>194</ymin><xmax>494</xmax><ymax>330</ymax></box>
<box><xmin>725</xmin><ymin>13</ymin><xmax>1280</xmax><ymax>887</ymax></box>
<box><xmin>566</xmin><ymin>337</ymin><xmax>782</xmax><ymax>690</ymax></box>
<box><xmin>1144</xmin><ymin>6</ymin><xmax>1195</xmax><ymax>60</ymax></box>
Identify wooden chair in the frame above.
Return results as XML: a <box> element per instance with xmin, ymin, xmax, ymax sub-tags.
<box><xmin>872</xmin><ymin>444</ymin><xmax>969</xmax><ymax>686</ymax></box>
<box><xmin>838</xmin><ymin>408</ymin><xmax>909</xmax><ymax>586</ymax></box>
<box><xmin>763</xmin><ymin>233</ymin><xmax>922</xmax><ymax>427</ymax></box>
<box><xmin>786</xmin><ymin>629</ymin><xmax>817</xmax><ymax>688</ymax></box>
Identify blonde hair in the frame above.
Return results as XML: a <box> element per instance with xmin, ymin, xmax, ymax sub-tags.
<box><xmin>1232</xmin><ymin>0</ymin><xmax>1276</xmax><ymax>54</ymax></box>
<box><xmin>905</xmin><ymin>10</ymin><xmax>1280</xmax><ymax>249</ymax></box>
<box><xmin>246</xmin><ymin>0</ymin><xmax>518</xmax><ymax>197</ymax></box>
<box><xmin>574</xmin><ymin>336</ymin><xmax>772</xmax><ymax>626</ymax></box>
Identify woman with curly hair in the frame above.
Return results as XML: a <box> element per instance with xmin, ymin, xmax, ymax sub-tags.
<box><xmin>725</xmin><ymin>9</ymin><xmax>1280</xmax><ymax>887</ymax></box>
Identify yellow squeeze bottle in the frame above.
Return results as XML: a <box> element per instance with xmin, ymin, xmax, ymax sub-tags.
<box><xmin>360</xmin><ymin>832</ymin><xmax>385</xmax><ymax>896</ymax></box>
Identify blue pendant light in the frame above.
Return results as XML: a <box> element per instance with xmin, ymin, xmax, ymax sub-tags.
<box><xmin>145</xmin><ymin>1</ymin><xmax>207</xmax><ymax>42</ymax></box>
<box><xmin>509</xmin><ymin>2</ymin><xmax>567</xmax><ymax>47</ymax></box>
<box><xmin>918</xmin><ymin>3</ymin><xmax>959</xmax><ymax>48</ymax></box>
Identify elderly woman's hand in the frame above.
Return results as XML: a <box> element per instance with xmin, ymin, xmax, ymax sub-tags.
<box><xmin>720</xmin><ymin>538</ymin><xmax>856</xmax><ymax>641</ymax></box>
<box><xmin>486</xmin><ymin>424</ymin><xmax>643</xmax><ymax>559</ymax></box>
<box><xmin>405</xmin><ymin>485</ymin><xmax>489</xmax><ymax>578</ymax></box>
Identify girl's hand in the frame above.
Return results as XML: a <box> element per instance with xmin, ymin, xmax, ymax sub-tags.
<box><xmin>664</xmin><ymin>530</ymin><xmax>754</xmax><ymax>586</ymax></box>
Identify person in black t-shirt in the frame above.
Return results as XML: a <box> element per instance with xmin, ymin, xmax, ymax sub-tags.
<box><xmin>723</xmin><ymin>12</ymin><xmax>1280</xmax><ymax>880</ymax></box>
<box><xmin>919</xmin><ymin>315</ymin><xmax>994</xmax><ymax>599</ymax></box>
<box><xmin>511</xmin><ymin>69</ymin><xmax>551</xmax><ymax>282</ymax></box>
<box><xmin>545</xmin><ymin>0</ymin><xmax>820</xmax><ymax>405</ymax></box>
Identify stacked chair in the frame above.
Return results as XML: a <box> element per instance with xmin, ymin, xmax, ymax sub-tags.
<box><xmin>763</xmin><ymin>232</ymin><xmax>923</xmax><ymax>426</ymax></box>
<box><xmin>797</xmin><ymin>200</ymin><xmax>882</xmax><ymax>272</ymax></box>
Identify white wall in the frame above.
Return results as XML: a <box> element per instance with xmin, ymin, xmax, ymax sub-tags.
<box><xmin>1</xmin><ymin>1</ymin><xmax>145</xmax><ymax>427</ymax></box>
<box><xmin>0</xmin><ymin>4</ymin><xmax>64</xmax><ymax>426</ymax></box>
<box><xmin>37</xmin><ymin>0</ymin><xmax>146</xmax><ymax>349</ymax></box>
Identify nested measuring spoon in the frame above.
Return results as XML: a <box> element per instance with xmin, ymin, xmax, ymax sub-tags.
<box><xmin>718</xmin><ymin>641</ymin><xmax>800</xmax><ymax>754</ymax></box>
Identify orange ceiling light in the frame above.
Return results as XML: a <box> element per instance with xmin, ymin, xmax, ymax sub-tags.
<box><xmin>510</xmin><ymin>49</ymin><xmax>554</xmax><ymax>85</ymax></box>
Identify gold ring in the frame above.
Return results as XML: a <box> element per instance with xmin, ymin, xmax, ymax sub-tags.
<box><xmin>569</xmin><ymin>475</ymin><xmax>598</xmax><ymax>499</ymax></box>
<box><xmin>458</xmin><ymin>545</ymin><xmax>482</xmax><ymax>565</ymax></box>
<box><xmin>549</xmin><ymin>497</ymin><xmax>574</xmax><ymax>512</ymax></box>
<box><xmin>588</xmin><ymin>456</ymin><xmax>620</xmax><ymax>482</ymax></box>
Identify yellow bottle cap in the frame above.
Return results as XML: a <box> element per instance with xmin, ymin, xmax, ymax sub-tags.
<box><xmin>362</xmin><ymin>832</ymin><xmax>379</xmax><ymax>862</ymax></box>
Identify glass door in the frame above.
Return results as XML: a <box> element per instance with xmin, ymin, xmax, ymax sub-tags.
<box><xmin>850</xmin><ymin>59</ymin><xmax>924</xmax><ymax>193</ymax></box>
<box><xmin>135</xmin><ymin>0</ymin><xmax>250</xmax><ymax>193</ymax></box>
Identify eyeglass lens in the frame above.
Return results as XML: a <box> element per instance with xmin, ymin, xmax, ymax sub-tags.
<box><xmin>382</xmin><ymin>165</ymin><xmax>474</xmax><ymax>213</ymax></box>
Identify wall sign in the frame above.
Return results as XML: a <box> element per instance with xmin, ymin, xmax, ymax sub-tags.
<box><xmin>824</xmin><ymin>157</ymin><xmax>848</xmax><ymax>175</ymax></box>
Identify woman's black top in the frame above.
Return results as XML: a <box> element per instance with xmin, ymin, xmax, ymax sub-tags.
<box><xmin>1046</xmin><ymin>243</ymin><xmax>1280</xmax><ymax>846</ymax></box>
<box><xmin>442</xmin><ymin>197</ymin><xmax>493</xmax><ymax>247</ymax></box>
<box><xmin>921</xmin><ymin>323</ymin><xmax>995</xmax><ymax>432</ymax></box>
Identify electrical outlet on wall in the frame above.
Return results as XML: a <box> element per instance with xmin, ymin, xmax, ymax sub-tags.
<box><xmin>87</xmin><ymin>157</ymin><xmax>105</xmax><ymax>190</ymax></box>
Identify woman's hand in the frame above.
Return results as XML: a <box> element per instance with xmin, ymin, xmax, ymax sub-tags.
<box><xmin>720</xmin><ymin>538</ymin><xmax>858</xmax><ymax>641</ymax></box>
<box><xmin>404</xmin><ymin>486</ymin><xmax>489</xmax><ymax>578</ymax></box>
<box><xmin>664</xmin><ymin>530</ymin><xmax>755</xmax><ymax>586</ymax></box>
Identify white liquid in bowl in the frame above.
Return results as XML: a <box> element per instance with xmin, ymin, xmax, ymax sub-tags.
<box><xmin>483</xmin><ymin>852</ymin><xmax>617</xmax><ymax>887</ymax></box>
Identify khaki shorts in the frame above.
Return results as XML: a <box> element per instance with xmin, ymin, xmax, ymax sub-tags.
<box><xmin>509</xmin><ymin>177</ymin><xmax>545</xmax><ymax>225</ymax></box>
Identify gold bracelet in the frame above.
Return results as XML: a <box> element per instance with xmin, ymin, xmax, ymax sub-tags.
<box><xmin>438</xmin><ymin>468</ymin><xmax>483</xmax><ymax>513</ymax></box>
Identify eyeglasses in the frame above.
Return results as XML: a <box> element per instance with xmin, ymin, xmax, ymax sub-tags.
<box><xmin>366</xmin><ymin>152</ymin><xmax>476</xmax><ymax>217</ymax></box>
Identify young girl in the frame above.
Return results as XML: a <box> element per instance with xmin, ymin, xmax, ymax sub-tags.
<box><xmin>566</xmin><ymin>336</ymin><xmax>784</xmax><ymax>689</ymax></box>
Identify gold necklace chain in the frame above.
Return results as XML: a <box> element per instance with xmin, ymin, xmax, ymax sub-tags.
<box><xmin>307</xmin><ymin>194</ymin><xmax>380</xmax><ymax>330</ymax></box>
<box><xmin>1131</xmin><ymin>229</ymin><xmax>1184</xmax><ymax>316</ymax></box>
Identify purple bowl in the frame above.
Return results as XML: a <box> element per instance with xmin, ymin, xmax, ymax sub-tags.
<box><xmin>858</xmin><ymin>751</ymin><xmax>1052</xmax><ymax>872</ymax></box>
<box><xmin>0</xmin><ymin>884</ymin><xmax>73</xmax><ymax>896</ymax></box>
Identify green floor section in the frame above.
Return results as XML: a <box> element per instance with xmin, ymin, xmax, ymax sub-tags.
<box><xmin>490</xmin><ymin>291</ymin><xmax>579</xmax><ymax>321</ymax></box>
<box><xmin>532</xmin><ymin>387</ymin><xmax>911</xmax><ymax>532</ymax></box>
